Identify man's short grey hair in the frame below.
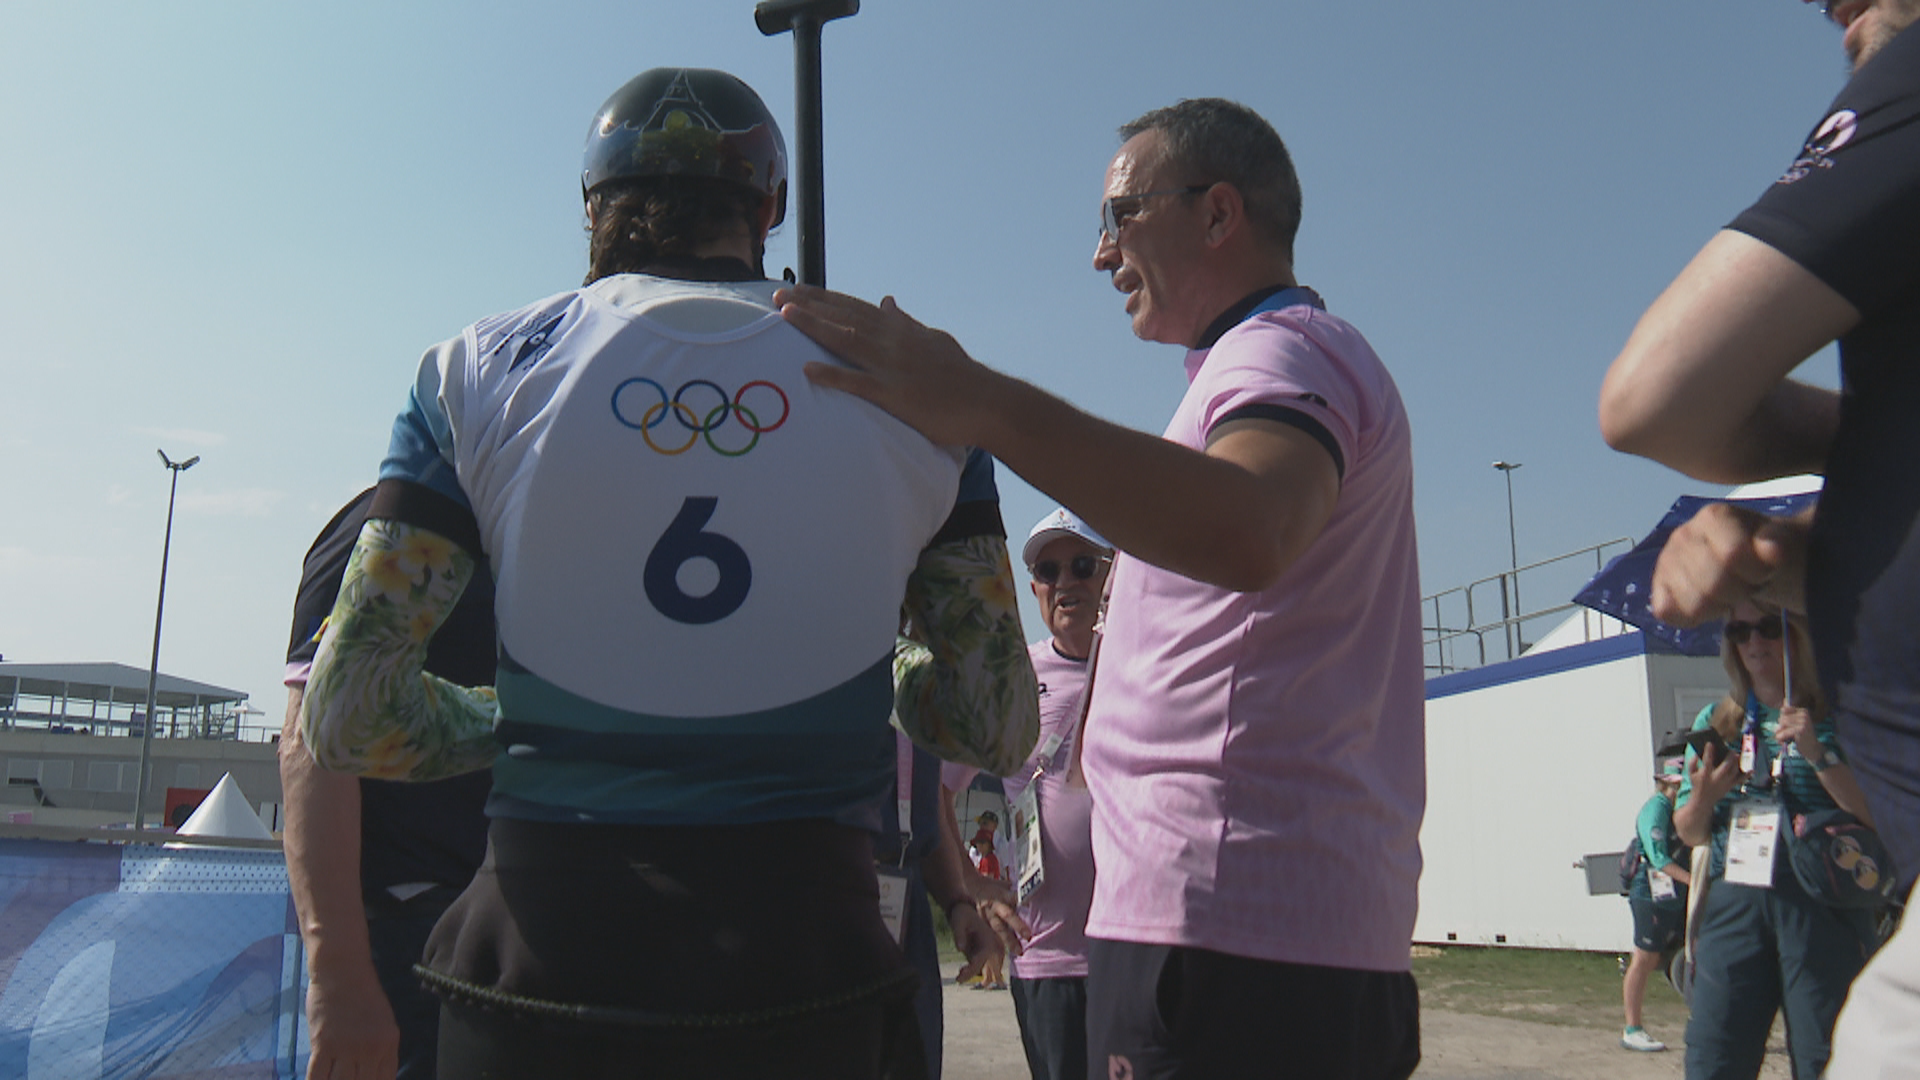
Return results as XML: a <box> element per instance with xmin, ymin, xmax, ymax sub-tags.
<box><xmin>1120</xmin><ymin>98</ymin><xmax>1302</xmax><ymax>261</ymax></box>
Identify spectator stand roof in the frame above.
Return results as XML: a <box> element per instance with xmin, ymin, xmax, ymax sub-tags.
<box><xmin>0</xmin><ymin>662</ymin><xmax>249</xmax><ymax>735</ymax></box>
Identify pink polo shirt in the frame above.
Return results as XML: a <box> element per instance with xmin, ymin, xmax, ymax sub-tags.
<box><xmin>945</xmin><ymin>641</ymin><xmax>1096</xmax><ymax>979</ymax></box>
<box><xmin>1080</xmin><ymin>302</ymin><xmax>1426</xmax><ymax>972</ymax></box>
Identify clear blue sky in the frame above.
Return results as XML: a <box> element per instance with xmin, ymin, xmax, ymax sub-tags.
<box><xmin>0</xmin><ymin>1</ymin><xmax>1851</xmax><ymax>721</ymax></box>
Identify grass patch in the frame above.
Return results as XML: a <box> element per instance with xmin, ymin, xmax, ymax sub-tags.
<box><xmin>939</xmin><ymin>902</ymin><xmax>1680</xmax><ymax>1035</ymax></box>
<box><xmin>936</xmin><ymin>900</ymin><xmax>1682</xmax><ymax>1034</ymax></box>
<box><xmin>1413</xmin><ymin>945</ymin><xmax>1689</xmax><ymax>1032</ymax></box>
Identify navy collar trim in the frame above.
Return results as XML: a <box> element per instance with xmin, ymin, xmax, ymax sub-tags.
<box><xmin>1195</xmin><ymin>284</ymin><xmax>1324</xmax><ymax>349</ymax></box>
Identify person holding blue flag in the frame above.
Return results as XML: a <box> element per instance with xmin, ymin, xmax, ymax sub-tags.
<box><xmin>1672</xmin><ymin>602</ymin><xmax>1878</xmax><ymax>1079</ymax></box>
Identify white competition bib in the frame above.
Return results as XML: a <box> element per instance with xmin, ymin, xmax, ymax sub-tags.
<box><xmin>468</xmin><ymin>297</ymin><xmax>959</xmax><ymax>717</ymax></box>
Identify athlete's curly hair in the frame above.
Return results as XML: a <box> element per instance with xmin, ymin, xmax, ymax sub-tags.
<box><xmin>585</xmin><ymin>176</ymin><xmax>766</xmax><ymax>284</ymax></box>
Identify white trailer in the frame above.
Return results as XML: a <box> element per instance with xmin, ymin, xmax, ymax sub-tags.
<box><xmin>1416</xmin><ymin>627</ymin><xmax>1727</xmax><ymax>952</ymax></box>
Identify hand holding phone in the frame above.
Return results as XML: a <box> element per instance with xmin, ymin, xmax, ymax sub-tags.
<box><xmin>1685</xmin><ymin>727</ymin><xmax>1729</xmax><ymax>764</ymax></box>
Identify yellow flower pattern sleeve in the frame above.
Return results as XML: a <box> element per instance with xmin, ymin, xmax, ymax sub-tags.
<box><xmin>300</xmin><ymin>518</ymin><xmax>500</xmax><ymax>781</ymax></box>
<box><xmin>894</xmin><ymin>533</ymin><xmax>1038</xmax><ymax>776</ymax></box>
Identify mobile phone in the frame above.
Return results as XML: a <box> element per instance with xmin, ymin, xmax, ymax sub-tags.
<box><xmin>1685</xmin><ymin>728</ymin><xmax>1730</xmax><ymax>765</ymax></box>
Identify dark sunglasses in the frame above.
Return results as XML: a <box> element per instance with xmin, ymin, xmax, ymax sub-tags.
<box><xmin>1723</xmin><ymin>616</ymin><xmax>1785</xmax><ymax>646</ymax></box>
<box><xmin>1031</xmin><ymin>554</ymin><xmax>1111</xmax><ymax>586</ymax></box>
<box><xmin>1099</xmin><ymin>185</ymin><xmax>1211</xmax><ymax>242</ymax></box>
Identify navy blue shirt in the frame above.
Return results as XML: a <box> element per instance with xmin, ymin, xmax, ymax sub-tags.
<box><xmin>1729</xmin><ymin>23</ymin><xmax>1920</xmax><ymax>892</ymax></box>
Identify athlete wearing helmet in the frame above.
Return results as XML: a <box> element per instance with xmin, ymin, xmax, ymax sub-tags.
<box><xmin>300</xmin><ymin>68</ymin><xmax>1037</xmax><ymax>1079</ymax></box>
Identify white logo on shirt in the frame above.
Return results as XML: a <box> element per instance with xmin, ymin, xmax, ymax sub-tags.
<box><xmin>1779</xmin><ymin>109</ymin><xmax>1858</xmax><ymax>185</ymax></box>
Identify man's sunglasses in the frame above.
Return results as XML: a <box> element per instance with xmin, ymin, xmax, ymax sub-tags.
<box><xmin>1031</xmin><ymin>554</ymin><xmax>1111</xmax><ymax>586</ymax></box>
<box><xmin>1100</xmin><ymin>185</ymin><xmax>1211</xmax><ymax>242</ymax></box>
<box><xmin>1723</xmin><ymin>616</ymin><xmax>1786</xmax><ymax>646</ymax></box>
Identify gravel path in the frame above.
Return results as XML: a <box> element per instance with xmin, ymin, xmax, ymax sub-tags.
<box><xmin>937</xmin><ymin>961</ymin><xmax>1793</xmax><ymax>1080</ymax></box>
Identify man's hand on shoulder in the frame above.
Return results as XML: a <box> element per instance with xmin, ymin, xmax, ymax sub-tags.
<box><xmin>778</xmin><ymin>286</ymin><xmax>1015</xmax><ymax>449</ymax></box>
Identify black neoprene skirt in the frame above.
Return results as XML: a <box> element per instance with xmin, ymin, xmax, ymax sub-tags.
<box><xmin>418</xmin><ymin>816</ymin><xmax>923</xmax><ymax>1078</ymax></box>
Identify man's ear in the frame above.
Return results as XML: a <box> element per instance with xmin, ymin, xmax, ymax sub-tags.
<box><xmin>1202</xmin><ymin>182</ymin><xmax>1245</xmax><ymax>248</ymax></box>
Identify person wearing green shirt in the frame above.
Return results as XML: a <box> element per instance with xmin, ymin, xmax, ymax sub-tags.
<box><xmin>1622</xmin><ymin>758</ymin><xmax>1691</xmax><ymax>1052</ymax></box>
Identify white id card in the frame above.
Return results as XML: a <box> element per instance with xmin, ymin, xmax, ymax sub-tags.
<box><xmin>1012</xmin><ymin>782</ymin><xmax>1044</xmax><ymax>902</ymax></box>
<box><xmin>1649</xmin><ymin>867</ymin><xmax>1676</xmax><ymax>902</ymax></box>
<box><xmin>1724</xmin><ymin>798</ymin><xmax>1781</xmax><ymax>888</ymax></box>
<box><xmin>876</xmin><ymin>867</ymin><xmax>910</xmax><ymax>944</ymax></box>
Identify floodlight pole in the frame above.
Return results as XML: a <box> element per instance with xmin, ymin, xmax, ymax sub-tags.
<box><xmin>756</xmin><ymin>0</ymin><xmax>859</xmax><ymax>287</ymax></box>
<box><xmin>133</xmin><ymin>449</ymin><xmax>199</xmax><ymax>832</ymax></box>
<box><xmin>1493</xmin><ymin>461</ymin><xmax>1523</xmax><ymax>657</ymax></box>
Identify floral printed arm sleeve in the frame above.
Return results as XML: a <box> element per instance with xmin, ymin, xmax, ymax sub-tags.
<box><xmin>300</xmin><ymin>519</ymin><xmax>499</xmax><ymax>781</ymax></box>
<box><xmin>894</xmin><ymin>533</ymin><xmax>1039</xmax><ymax>776</ymax></box>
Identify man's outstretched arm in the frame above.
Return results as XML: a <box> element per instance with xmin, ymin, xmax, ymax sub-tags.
<box><xmin>778</xmin><ymin>287</ymin><xmax>1339</xmax><ymax>593</ymax></box>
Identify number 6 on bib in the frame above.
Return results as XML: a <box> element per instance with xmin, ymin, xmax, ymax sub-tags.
<box><xmin>643</xmin><ymin>497</ymin><xmax>752</xmax><ymax>624</ymax></box>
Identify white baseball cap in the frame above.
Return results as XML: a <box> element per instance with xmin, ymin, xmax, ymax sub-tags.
<box><xmin>1022</xmin><ymin>507</ymin><xmax>1113</xmax><ymax>568</ymax></box>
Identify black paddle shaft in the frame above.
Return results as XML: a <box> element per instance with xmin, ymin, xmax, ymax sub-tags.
<box><xmin>755</xmin><ymin>0</ymin><xmax>858</xmax><ymax>286</ymax></box>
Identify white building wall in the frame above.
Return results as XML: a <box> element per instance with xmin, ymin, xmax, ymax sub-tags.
<box><xmin>1416</xmin><ymin>637</ymin><xmax>1725</xmax><ymax>951</ymax></box>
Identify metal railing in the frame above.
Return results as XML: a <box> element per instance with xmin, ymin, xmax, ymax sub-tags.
<box><xmin>1423</xmin><ymin>537</ymin><xmax>1634</xmax><ymax>675</ymax></box>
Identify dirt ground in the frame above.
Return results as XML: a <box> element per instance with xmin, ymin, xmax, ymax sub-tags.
<box><xmin>937</xmin><ymin>961</ymin><xmax>1794</xmax><ymax>1080</ymax></box>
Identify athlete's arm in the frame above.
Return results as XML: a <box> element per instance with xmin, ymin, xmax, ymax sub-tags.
<box><xmin>280</xmin><ymin>685</ymin><xmax>401</xmax><ymax>1080</ymax></box>
<box><xmin>893</xmin><ymin>532</ymin><xmax>1039</xmax><ymax>777</ymax></box>
<box><xmin>1600</xmin><ymin>230</ymin><xmax>1853</xmax><ymax>483</ymax></box>
<box><xmin>301</xmin><ymin>518</ymin><xmax>500</xmax><ymax>780</ymax></box>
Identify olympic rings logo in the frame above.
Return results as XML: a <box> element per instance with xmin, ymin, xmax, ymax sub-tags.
<box><xmin>610</xmin><ymin>378</ymin><xmax>791</xmax><ymax>456</ymax></box>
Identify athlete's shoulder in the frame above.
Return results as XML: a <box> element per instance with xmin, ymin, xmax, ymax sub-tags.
<box><xmin>587</xmin><ymin>274</ymin><xmax>783</xmax><ymax>328</ymax></box>
<box><xmin>466</xmin><ymin>288</ymin><xmax>591</xmax><ymax>368</ymax></box>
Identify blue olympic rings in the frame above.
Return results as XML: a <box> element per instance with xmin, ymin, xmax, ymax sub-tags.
<box><xmin>610</xmin><ymin>377</ymin><xmax>791</xmax><ymax>456</ymax></box>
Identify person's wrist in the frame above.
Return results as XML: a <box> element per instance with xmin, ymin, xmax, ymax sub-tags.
<box><xmin>971</xmin><ymin>372</ymin><xmax>1040</xmax><ymax>457</ymax></box>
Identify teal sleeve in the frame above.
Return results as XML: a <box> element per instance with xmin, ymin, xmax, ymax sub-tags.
<box><xmin>1636</xmin><ymin>794</ymin><xmax>1677</xmax><ymax>872</ymax></box>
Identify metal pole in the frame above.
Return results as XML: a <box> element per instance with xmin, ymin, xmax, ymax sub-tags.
<box><xmin>756</xmin><ymin>0</ymin><xmax>859</xmax><ymax>287</ymax></box>
<box><xmin>133</xmin><ymin>450</ymin><xmax>198</xmax><ymax>831</ymax></box>
<box><xmin>792</xmin><ymin>15</ymin><xmax>825</xmax><ymax>286</ymax></box>
<box><xmin>1493</xmin><ymin>461</ymin><xmax>1523</xmax><ymax>658</ymax></box>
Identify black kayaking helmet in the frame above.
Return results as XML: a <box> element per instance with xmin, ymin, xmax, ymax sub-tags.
<box><xmin>582</xmin><ymin>68</ymin><xmax>788</xmax><ymax>228</ymax></box>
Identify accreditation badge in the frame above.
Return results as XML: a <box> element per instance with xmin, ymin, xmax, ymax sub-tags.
<box><xmin>1724</xmin><ymin>797</ymin><xmax>1782</xmax><ymax>888</ymax></box>
<box><xmin>1649</xmin><ymin>867</ymin><xmax>1677</xmax><ymax>902</ymax></box>
<box><xmin>1012</xmin><ymin>782</ymin><xmax>1044</xmax><ymax>903</ymax></box>
<box><xmin>876</xmin><ymin>867</ymin><xmax>910</xmax><ymax>944</ymax></box>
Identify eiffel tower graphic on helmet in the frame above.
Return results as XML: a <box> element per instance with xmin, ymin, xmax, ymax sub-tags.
<box><xmin>640</xmin><ymin>70</ymin><xmax>725</xmax><ymax>134</ymax></box>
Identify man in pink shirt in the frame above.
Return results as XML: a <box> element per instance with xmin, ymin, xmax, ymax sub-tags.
<box><xmin>944</xmin><ymin>508</ymin><xmax>1109</xmax><ymax>1080</ymax></box>
<box><xmin>778</xmin><ymin>97</ymin><xmax>1424</xmax><ymax>1079</ymax></box>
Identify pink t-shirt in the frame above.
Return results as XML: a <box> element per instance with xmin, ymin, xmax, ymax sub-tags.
<box><xmin>944</xmin><ymin>641</ymin><xmax>1095</xmax><ymax>979</ymax></box>
<box><xmin>1080</xmin><ymin>302</ymin><xmax>1426</xmax><ymax>972</ymax></box>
